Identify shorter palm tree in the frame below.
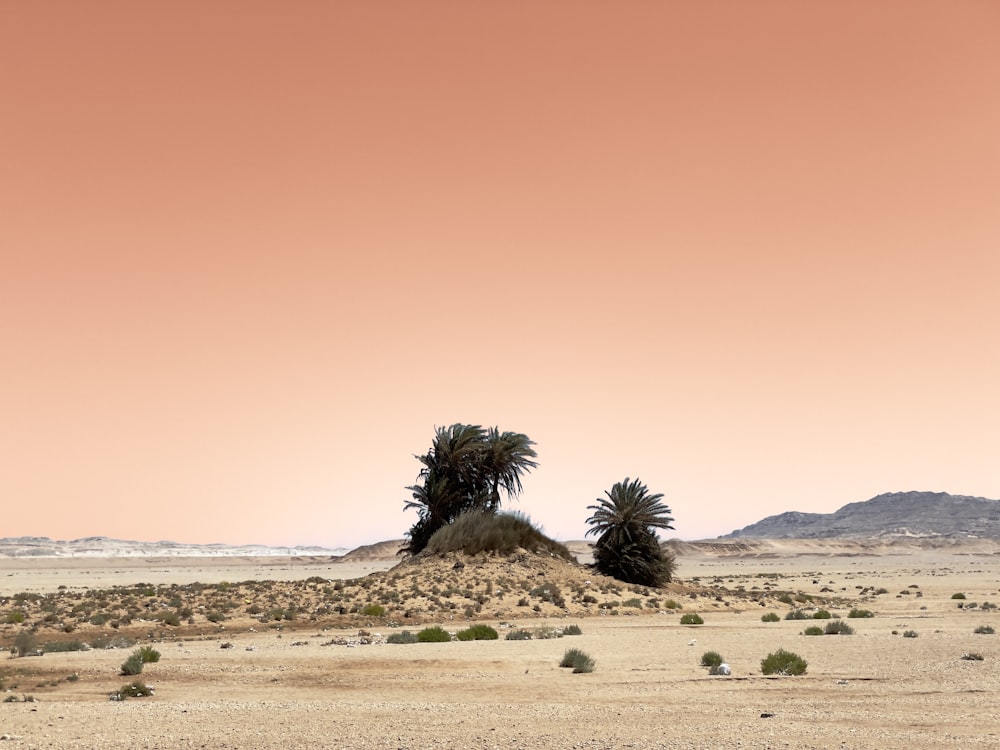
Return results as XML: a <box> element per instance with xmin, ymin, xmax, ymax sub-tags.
<box><xmin>586</xmin><ymin>477</ymin><xmax>675</xmax><ymax>586</ymax></box>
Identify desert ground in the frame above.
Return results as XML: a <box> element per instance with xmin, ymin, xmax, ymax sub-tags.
<box><xmin>2</xmin><ymin>540</ymin><xmax>1000</xmax><ymax>749</ymax></box>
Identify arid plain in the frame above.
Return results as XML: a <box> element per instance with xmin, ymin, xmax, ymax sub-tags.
<box><xmin>3</xmin><ymin>539</ymin><xmax>1000</xmax><ymax>749</ymax></box>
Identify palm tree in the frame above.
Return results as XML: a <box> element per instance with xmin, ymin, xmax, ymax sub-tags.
<box><xmin>478</xmin><ymin>428</ymin><xmax>538</xmax><ymax>512</ymax></box>
<box><xmin>586</xmin><ymin>477</ymin><xmax>675</xmax><ymax>586</ymax></box>
<box><xmin>402</xmin><ymin>424</ymin><xmax>538</xmax><ymax>554</ymax></box>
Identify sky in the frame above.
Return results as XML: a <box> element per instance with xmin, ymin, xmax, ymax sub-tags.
<box><xmin>2</xmin><ymin>1</ymin><xmax>998</xmax><ymax>549</ymax></box>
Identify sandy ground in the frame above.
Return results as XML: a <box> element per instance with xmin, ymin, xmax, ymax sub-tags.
<box><xmin>2</xmin><ymin>544</ymin><xmax>1000</xmax><ymax>749</ymax></box>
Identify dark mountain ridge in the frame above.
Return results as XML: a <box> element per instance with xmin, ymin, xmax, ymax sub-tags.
<box><xmin>724</xmin><ymin>491</ymin><xmax>1000</xmax><ymax>539</ymax></box>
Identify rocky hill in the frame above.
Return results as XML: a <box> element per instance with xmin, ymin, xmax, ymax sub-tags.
<box><xmin>724</xmin><ymin>491</ymin><xmax>1000</xmax><ymax>539</ymax></box>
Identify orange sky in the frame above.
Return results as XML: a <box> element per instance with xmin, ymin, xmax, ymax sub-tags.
<box><xmin>2</xmin><ymin>1</ymin><xmax>998</xmax><ymax>548</ymax></box>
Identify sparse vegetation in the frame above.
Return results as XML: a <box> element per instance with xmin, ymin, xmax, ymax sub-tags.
<box><xmin>423</xmin><ymin>510</ymin><xmax>573</xmax><ymax>560</ymax></box>
<box><xmin>562</xmin><ymin>624</ymin><xmax>582</xmax><ymax>636</ymax></box>
<box><xmin>456</xmin><ymin>624</ymin><xmax>498</xmax><ymax>641</ymax></box>
<box><xmin>785</xmin><ymin>609</ymin><xmax>808</xmax><ymax>620</ymax></box>
<box><xmin>973</xmin><ymin>625</ymin><xmax>995</xmax><ymax>635</ymax></box>
<box><xmin>416</xmin><ymin>626</ymin><xmax>451</xmax><ymax>643</ymax></box>
<box><xmin>848</xmin><ymin>608</ymin><xmax>874</xmax><ymax>619</ymax></box>
<box><xmin>962</xmin><ymin>652</ymin><xmax>984</xmax><ymax>661</ymax></box>
<box><xmin>386</xmin><ymin>631</ymin><xmax>419</xmax><ymax>644</ymax></box>
<box><xmin>760</xmin><ymin>648</ymin><xmax>807</xmax><ymax>676</ymax></box>
<box><xmin>559</xmin><ymin>648</ymin><xmax>595</xmax><ymax>673</ymax></box>
<box><xmin>700</xmin><ymin>651</ymin><xmax>723</xmax><ymax>669</ymax></box>
<box><xmin>824</xmin><ymin>620</ymin><xmax>854</xmax><ymax>635</ymax></box>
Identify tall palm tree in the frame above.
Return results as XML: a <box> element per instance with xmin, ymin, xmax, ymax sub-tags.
<box><xmin>586</xmin><ymin>477</ymin><xmax>675</xmax><ymax>586</ymax></box>
<box><xmin>402</xmin><ymin>423</ymin><xmax>538</xmax><ymax>554</ymax></box>
<box><xmin>478</xmin><ymin>428</ymin><xmax>538</xmax><ymax>512</ymax></box>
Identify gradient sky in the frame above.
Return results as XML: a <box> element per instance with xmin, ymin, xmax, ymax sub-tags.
<box><xmin>2</xmin><ymin>1</ymin><xmax>998</xmax><ymax>549</ymax></box>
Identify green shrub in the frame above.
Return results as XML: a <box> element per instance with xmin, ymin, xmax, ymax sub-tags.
<box><xmin>361</xmin><ymin>604</ymin><xmax>386</xmax><ymax>618</ymax></box>
<box><xmin>847</xmin><ymin>609</ymin><xmax>874</xmax><ymax>619</ymax></box>
<box><xmin>761</xmin><ymin>612</ymin><xmax>780</xmax><ymax>623</ymax></box>
<box><xmin>679</xmin><ymin>613</ymin><xmax>704</xmax><ymax>625</ymax></box>
<box><xmin>760</xmin><ymin>648</ymin><xmax>807</xmax><ymax>676</ymax></box>
<box><xmin>416</xmin><ymin>626</ymin><xmax>451</xmax><ymax>643</ymax></box>
<box><xmin>206</xmin><ymin>610</ymin><xmax>226</xmax><ymax>623</ymax></box>
<box><xmin>803</xmin><ymin>625</ymin><xmax>824</xmax><ymax>636</ymax></box>
<box><xmin>974</xmin><ymin>625</ymin><xmax>995</xmax><ymax>635</ymax></box>
<box><xmin>902</xmin><ymin>630</ymin><xmax>918</xmax><ymax>638</ymax></box>
<box><xmin>137</xmin><ymin>646</ymin><xmax>161</xmax><ymax>663</ymax></box>
<box><xmin>951</xmin><ymin>593</ymin><xmax>967</xmax><ymax>600</ymax></box>
<box><xmin>784</xmin><ymin>610</ymin><xmax>808</xmax><ymax>620</ymax></box>
<box><xmin>622</xmin><ymin>598</ymin><xmax>643</xmax><ymax>608</ymax></box>
<box><xmin>386</xmin><ymin>631</ymin><xmax>419</xmax><ymax>644</ymax></box>
<box><xmin>559</xmin><ymin>648</ymin><xmax>595</xmax><ymax>673</ymax></box>
<box><xmin>824</xmin><ymin>620</ymin><xmax>854</xmax><ymax>635</ymax></box>
<box><xmin>4</xmin><ymin>611</ymin><xmax>25</xmax><ymax>624</ymax></box>
<box><xmin>662</xmin><ymin>599</ymin><xmax>681</xmax><ymax>610</ymax></box>
<box><xmin>812</xmin><ymin>609</ymin><xmax>832</xmax><ymax>619</ymax></box>
<box><xmin>562</xmin><ymin>624</ymin><xmax>583</xmax><ymax>636</ymax></box>
<box><xmin>700</xmin><ymin>651</ymin><xmax>723</xmax><ymax>669</ymax></box>
<box><xmin>456</xmin><ymin>624</ymin><xmax>499</xmax><ymax>641</ymax></box>
<box><xmin>505</xmin><ymin>629</ymin><xmax>533</xmax><ymax>641</ymax></box>
<box><xmin>120</xmin><ymin>654</ymin><xmax>144</xmax><ymax>676</ymax></box>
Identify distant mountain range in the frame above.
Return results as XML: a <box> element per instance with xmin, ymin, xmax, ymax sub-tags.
<box><xmin>0</xmin><ymin>536</ymin><xmax>349</xmax><ymax>558</ymax></box>
<box><xmin>724</xmin><ymin>491</ymin><xmax>1000</xmax><ymax>539</ymax></box>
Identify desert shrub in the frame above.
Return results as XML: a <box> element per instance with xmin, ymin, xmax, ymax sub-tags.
<box><xmin>562</xmin><ymin>624</ymin><xmax>583</xmax><ymax>636</ymax></box>
<box><xmin>824</xmin><ymin>620</ymin><xmax>854</xmax><ymax>635</ymax></box>
<box><xmin>120</xmin><ymin>654</ymin><xmax>144</xmax><ymax>676</ymax></box>
<box><xmin>154</xmin><ymin>611</ymin><xmax>181</xmax><ymax>626</ymax></box>
<box><xmin>962</xmin><ymin>652</ymin><xmax>984</xmax><ymax>661</ymax></box>
<box><xmin>361</xmin><ymin>604</ymin><xmax>386</xmax><ymax>618</ymax></box>
<box><xmin>206</xmin><ymin>610</ymin><xmax>226</xmax><ymax>623</ymax></box>
<box><xmin>423</xmin><ymin>510</ymin><xmax>574</xmax><ymax>560</ymax></box>
<box><xmin>951</xmin><ymin>593</ymin><xmax>967</xmax><ymax>600</ymax></box>
<box><xmin>416</xmin><ymin>626</ymin><xmax>451</xmax><ymax>643</ymax></box>
<box><xmin>812</xmin><ymin>609</ymin><xmax>832</xmax><ymax>619</ymax></box>
<box><xmin>91</xmin><ymin>635</ymin><xmax>135</xmax><ymax>650</ymax></box>
<box><xmin>662</xmin><ymin>599</ymin><xmax>681</xmax><ymax>610</ymax></box>
<box><xmin>386</xmin><ymin>631</ymin><xmax>419</xmax><ymax>644</ymax></box>
<box><xmin>700</xmin><ymin>651</ymin><xmax>723</xmax><ymax>669</ymax></box>
<box><xmin>12</xmin><ymin>631</ymin><xmax>38</xmax><ymax>657</ymax></box>
<box><xmin>560</xmin><ymin>648</ymin><xmax>595</xmax><ymax>673</ymax></box>
<box><xmin>116</xmin><ymin>680</ymin><xmax>154</xmax><ymax>698</ymax></box>
<box><xmin>902</xmin><ymin>630</ymin><xmax>918</xmax><ymax>638</ymax></box>
<box><xmin>505</xmin><ymin>629</ymin><xmax>533</xmax><ymax>640</ymax></box>
<box><xmin>974</xmin><ymin>625</ymin><xmax>995</xmax><ymax>635</ymax></box>
<box><xmin>137</xmin><ymin>646</ymin><xmax>160</xmax><ymax>663</ymax></box>
<box><xmin>761</xmin><ymin>612</ymin><xmax>780</xmax><ymax>623</ymax></box>
<box><xmin>982</xmin><ymin>601</ymin><xmax>997</xmax><ymax>611</ymax></box>
<box><xmin>89</xmin><ymin>612</ymin><xmax>112</xmax><ymax>626</ymax></box>
<box><xmin>760</xmin><ymin>648</ymin><xmax>807</xmax><ymax>676</ymax></box>
<box><xmin>803</xmin><ymin>625</ymin><xmax>824</xmax><ymax>636</ymax></box>
<box><xmin>784</xmin><ymin>610</ymin><xmax>808</xmax><ymax>621</ymax></box>
<box><xmin>778</xmin><ymin>594</ymin><xmax>794</xmax><ymax>605</ymax></box>
<box><xmin>456</xmin><ymin>624</ymin><xmax>498</xmax><ymax>641</ymax></box>
<box><xmin>679</xmin><ymin>613</ymin><xmax>704</xmax><ymax>625</ymax></box>
<box><xmin>4</xmin><ymin>611</ymin><xmax>26</xmax><ymax>624</ymax></box>
<box><xmin>848</xmin><ymin>609</ymin><xmax>874</xmax><ymax>619</ymax></box>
